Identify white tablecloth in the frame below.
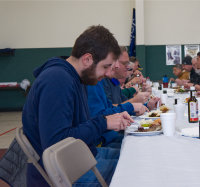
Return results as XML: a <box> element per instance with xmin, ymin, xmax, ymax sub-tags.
<box><xmin>110</xmin><ymin>89</ymin><xmax>200</xmax><ymax>187</ymax></box>
<box><xmin>110</xmin><ymin>135</ymin><xmax>200</xmax><ymax>187</ymax></box>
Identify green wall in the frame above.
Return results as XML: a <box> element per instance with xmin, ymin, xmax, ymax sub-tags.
<box><xmin>136</xmin><ymin>45</ymin><xmax>185</xmax><ymax>81</ymax></box>
<box><xmin>0</xmin><ymin>45</ymin><xmax>185</xmax><ymax>110</ymax></box>
<box><xmin>0</xmin><ymin>48</ymin><xmax>72</xmax><ymax>82</ymax></box>
<box><xmin>0</xmin><ymin>48</ymin><xmax>72</xmax><ymax>110</ymax></box>
<box><xmin>136</xmin><ymin>45</ymin><xmax>146</xmax><ymax>76</ymax></box>
<box><xmin>0</xmin><ymin>89</ymin><xmax>26</xmax><ymax>111</ymax></box>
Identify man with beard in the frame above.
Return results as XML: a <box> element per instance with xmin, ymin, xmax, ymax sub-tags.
<box><xmin>22</xmin><ymin>25</ymin><xmax>133</xmax><ymax>187</ymax></box>
<box><xmin>87</xmin><ymin>47</ymin><xmax>160</xmax><ymax>148</ymax></box>
<box><xmin>87</xmin><ymin>47</ymin><xmax>149</xmax><ymax>148</ymax></box>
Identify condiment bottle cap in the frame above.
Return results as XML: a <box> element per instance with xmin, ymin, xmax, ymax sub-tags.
<box><xmin>190</xmin><ymin>86</ymin><xmax>195</xmax><ymax>91</ymax></box>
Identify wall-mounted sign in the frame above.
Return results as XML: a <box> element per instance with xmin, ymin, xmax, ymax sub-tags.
<box><xmin>166</xmin><ymin>45</ymin><xmax>182</xmax><ymax>65</ymax></box>
<box><xmin>184</xmin><ymin>44</ymin><xmax>199</xmax><ymax>58</ymax></box>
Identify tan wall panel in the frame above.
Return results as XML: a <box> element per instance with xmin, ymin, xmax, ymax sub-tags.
<box><xmin>144</xmin><ymin>0</ymin><xmax>200</xmax><ymax>45</ymax></box>
<box><xmin>0</xmin><ymin>0</ymin><xmax>135</xmax><ymax>48</ymax></box>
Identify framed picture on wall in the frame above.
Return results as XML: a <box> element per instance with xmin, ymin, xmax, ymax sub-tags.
<box><xmin>166</xmin><ymin>45</ymin><xmax>182</xmax><ymax>65</ymax></box>
<box><xmin>184</xmin><ymin>44</ymin><xmax>199</xmax><ymax>58</ymax></box>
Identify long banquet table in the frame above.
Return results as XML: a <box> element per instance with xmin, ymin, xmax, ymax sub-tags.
<box><xmin>110</xmin><ymin>89</ymin><xmax>200</xmax><ymax>187</ymax></box>
<box><xmin>110</xmin><ymin>135</ymin><xmax>200</xmax><ymax>187</ymax></box>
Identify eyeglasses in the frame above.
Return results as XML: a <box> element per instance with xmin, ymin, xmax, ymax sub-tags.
<box><xmin>119</xmin><ymin>60</ymin><xmax>130</xmax><ymax>67</ymax></box>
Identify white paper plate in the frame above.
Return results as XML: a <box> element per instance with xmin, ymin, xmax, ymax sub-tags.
<box><xmin>127</xmin><ymin>129</ymin><xmax>163</xmax><ymax>136</ymax></box>
<box><xmin>126</xmin><ymin>125</ymin><xmax>162</xmax><ymax>136</ymax></box>
<box><xmin>139</xmin><ymin>113</ymin><xmax>160</xmax><ymax>120</ymax></box>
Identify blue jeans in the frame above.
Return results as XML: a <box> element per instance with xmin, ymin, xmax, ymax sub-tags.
<box><xmin>103</xmin><ymin>133</ymin><xmax>123</xmax><ymax>149</ymax></box>
<box><xmin>73</xmin><ymin>147</ymin><xmax>120</xmax><ymax>187</ymax></box>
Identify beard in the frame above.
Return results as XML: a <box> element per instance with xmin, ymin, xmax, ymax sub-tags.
<box><xmin>81</xmin><ymin>64</ymin><xmax>100</xmax><ymax>85</ymax></box>
<box><xmin>114</xmin><ymin>69</ymin><xmax>127</xmax><ymax>80</ymax></box>
<box><xmin>195</xmin><ymin>69</ymin><xmax>200</xmax><ymax>75</ymax></box>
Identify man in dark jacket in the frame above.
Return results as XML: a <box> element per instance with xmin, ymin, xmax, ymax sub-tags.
<box><xmin>22</xmin><ymin>25</ymin><xmax>133</xmax><ymax>187</ymax></box>
<box><xmin>182</xmin><ymin>55</ymin><xmax>200</xmax><ymax>88</ymax></box>
<box><xmin>102</xmin><ymin>47</ymin><xmax>159</xmax><ymax>109</ymax></box>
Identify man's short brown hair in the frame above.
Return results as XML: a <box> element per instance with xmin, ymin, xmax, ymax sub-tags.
<box><xmin>173</xmin><ymin>64</ymin><xmax>182</xmax><ymax>70</ymax></box>
<box><xmin>72</xmin><ymin>25</ymin><xmax>120</xmax><ymax>64</ymax></box>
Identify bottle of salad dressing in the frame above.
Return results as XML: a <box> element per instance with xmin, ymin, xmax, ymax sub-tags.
<box><xmin>188</xmin><ymin>87</ymin><xmax>198</xmax><ymax>123</ymax></box>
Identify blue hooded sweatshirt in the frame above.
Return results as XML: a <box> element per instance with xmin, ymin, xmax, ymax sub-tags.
<box><xmin>87</xmin><ymin>80</ymin><xmax>135</xmax><ymax>146</ymax></box>
<box><xmin>87</xmin><ymin>80</ymin><xmax>135</xmax><ymax>117</ymax></box>
<box><xmin>22</xmin><ymin>57</ymin><xmax>107</xmax><ymax>186</ymax></box>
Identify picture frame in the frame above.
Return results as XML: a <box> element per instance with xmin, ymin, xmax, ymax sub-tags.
<box><xmin>166</xmin><ymin>45</ymin><xmax>182</xmax><ymax>65</ymax></box>
<box><xmin>184</xmin><ymin>44</ymin><xmax>199</xmax><ymax>58</ymax></box>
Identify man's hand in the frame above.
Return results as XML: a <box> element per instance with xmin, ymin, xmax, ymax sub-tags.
<box><xmin>195</xmin><ymin>84</ymin><xmax>200</xmax><ymax>91</ymax></box>
<box><xmin>131</xmin><ymin>92</ymin><xmax>150</xmax><ymax>104</ymax></box>
<box><xmin>176</xmin><ymin>79</ymin><xmax>189</xmax><ymax>86</ymax></box>
<box><xmin>133</xmin><ymin>70</ymin><xmax>143</xmax><ymax>77</ymax></box>
<box><xmin>170</xmin><ymin>78</ymin><xmax>175</xmax><ymax>82</ymax></box>
<box><xmin>132</xmin><ymin>103</ymin><xmax>149</xmax><ymax>116</ymax></box>
<box><xmin>197</xmin><ymin>91</ymin><xmax>200</xmax><ymax>96</ymax></box>
<box><xmin>182</xmin><ymin>79</ymin><xmax>190</xmax><ymax>84</ymax></box>
<box><xmin>175</xmin><ymin>79</ymin><xmax>183</xmax><ymax>86</ymax></box>
<box><xmin>142</xmin><ymin>83</ymin><xmax>152</xmax><ymax>93</ymax></box>
<box><xmin>184</xmin><ymin>82</ymin><xmax>193</xmax><ymax>89</ymax></box>
<box><xmin>130</xmin><ymin>77</ymin><xmax>143</xmax><ymax>85</ymax></box>
<box><xmin>106</xmin><ymin>111</ymin><xmax>134</xmax><ymax>131</ymax></box>
<box><xmin>147</xmin><ymin>97</ymin><xmax>160</xmax><ymax>110</ymax></box>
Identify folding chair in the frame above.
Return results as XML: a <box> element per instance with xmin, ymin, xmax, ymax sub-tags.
<box><xmin>42</xmin><ymin>137</ymin><xmax>108</xmax><ymax>187</ymax></box>
<box><xmin>15</xmin><ymin>127</ymin><xmax>54</xmax><ymax>187</ymax></box>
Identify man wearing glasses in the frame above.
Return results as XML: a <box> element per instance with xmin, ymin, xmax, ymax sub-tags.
<box><xmin>87</xmin><ymin>46</ymin><xmax>149</xmax><ymax>148</ymax></box>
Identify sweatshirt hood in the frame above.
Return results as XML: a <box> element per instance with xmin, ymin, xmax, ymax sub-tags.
<box><xmin>34</xmin><ymin>57</ymin><xmax>71</xmax><ymax>78</ymax></box>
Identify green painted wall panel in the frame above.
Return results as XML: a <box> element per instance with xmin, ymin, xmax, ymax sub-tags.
<box><xmin>0</xmin><ymin>90</ymin><xmax>26</xmax><ymax>111</ymax></box>
<box><xmin>0</xmin><ymin>48</ymin><xmax>72</xmax><ymax>83</ymax></box>
<box><xmin>0</xmin><ymin>48</ymin><xmax>72</xmax><ymax>110</ymax></box>
<box><xmin>136</xmin><ymin>45</ymin><xmax>146</xmax><ymax>75</ymax></box>
<box><xmin>145</xmin><ymin>45</ymin><xmax>174</xmax><ymax>81</ymax></box>
<box><xmin>0</xmin><ymin>45</ymin><xmax>186</xmax><ymax>110</ymax></box>
<box><xmin>136</xmin><ymin>45</ymin><xmax>185</xmax><ymax>81</ymax></box>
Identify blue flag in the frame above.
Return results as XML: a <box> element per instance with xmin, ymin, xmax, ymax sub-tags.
<box><xmin>129</xmin><ymin>8</ymin><xmax>136</xmax><ymax>57</ymax></box>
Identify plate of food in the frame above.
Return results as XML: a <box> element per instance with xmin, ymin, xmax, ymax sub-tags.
<box><xmin>174</xmin><ymin>87</ymin><xmax>189</xmax><ymax>93</ymax></box>
<box><xmin>139</xmin><ymin>105</ymin><xmax>169</xmax><ymax>119</ymax></box>
<box><xmin>126</xmin><ymin>119</ymin><xmax>162</xmax><ymax>136</ymax></box>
